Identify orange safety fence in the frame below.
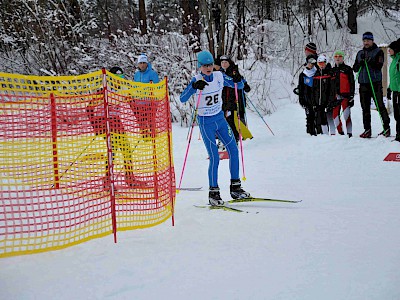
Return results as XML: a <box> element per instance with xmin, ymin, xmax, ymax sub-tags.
<box><xmin>0</xmin><ymin>69</ymin><xmax>175</xmax><ymax>257</ymax></box>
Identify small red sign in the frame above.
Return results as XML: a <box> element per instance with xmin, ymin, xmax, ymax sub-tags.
<box><xmin>384</xmin><ymin>153</ymin><xmax>400</xmax><ymax>162</ymax></box>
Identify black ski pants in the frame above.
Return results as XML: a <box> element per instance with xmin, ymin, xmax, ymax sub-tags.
<box><xmin>393</xmin><ymin>91</ymin><xmax>400</xmax><ymax>137</ymax></box>
<box><xmin>359</xmin><ymin>82</ymin><xmax>390</xmax><ymax>131</ymax></box>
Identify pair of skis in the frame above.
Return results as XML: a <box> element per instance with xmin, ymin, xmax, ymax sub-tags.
<box><xmin>194</xmin><ymin>197</ymin><xmax>302</xmax><ymax>213</ymax></box>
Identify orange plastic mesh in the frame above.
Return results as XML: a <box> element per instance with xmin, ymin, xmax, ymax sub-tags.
<box><xmin>0</xmin><ymin>70</ymin><xmax>175</xmax><ymax>257</ymax></box>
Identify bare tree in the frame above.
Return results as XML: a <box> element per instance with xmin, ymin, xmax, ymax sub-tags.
<box><xmin>348</xmin><ymin>0</ymin><xmax>358</xmax><ymax>34</ymax></box>
<box><xmin>139</xmin><ymin>0</ymin><xmax>147</xmax><ymax>35</ymax></box>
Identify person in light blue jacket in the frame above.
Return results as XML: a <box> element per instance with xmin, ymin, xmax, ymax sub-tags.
<box><xmin>133</xmin><ymin>53</ymin><xmax>160</xmax><ymax>83</ymax></box>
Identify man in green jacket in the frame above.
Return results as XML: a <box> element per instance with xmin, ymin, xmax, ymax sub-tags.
<box><xmin>387</xmin><ymin>40</ymin><xmax>400</xmax><ymax>141</ymax></box>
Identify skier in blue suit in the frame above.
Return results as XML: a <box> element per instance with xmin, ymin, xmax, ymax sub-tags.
<box><xmin>180</xmin><ymin>50</ymin><xmax>251</xmax><ymax>206</ymax></box>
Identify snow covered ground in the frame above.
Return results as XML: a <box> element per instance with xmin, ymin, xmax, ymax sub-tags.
<box><xmin>1</xmin><ymin>94</ymin><xmax>400</xmax><ymax>299</ymax></box>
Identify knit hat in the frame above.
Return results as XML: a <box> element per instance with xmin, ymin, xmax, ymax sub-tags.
<box><xmin>388</xmin><ymin>40</ymin><xmax>400</xmax><ymax>54</ymax></box>
<box><xmin>197</xmin><ymin>50</ymin><xmax>214</xmax><ymax>67</ymax></box>
<box><xmin>305</xmin><ymin>42</ymin><xmax>317</xmax><ymax>54</ymax></box>
<box><xmin>334</xmin><ymin>50</ymin><xmax>345</xmax><ymax>57</ymax></box>
<box><xmin>137</xmin><ymin>53</ymin><xmax>148</xmax><ymax>64</ymax></box>
<box><xmin>109</xmin><ymin>66</ymin><xmax>124</xmax><ymax>75</ymax></box>
<box><xmin>317</xmin><ymin>54</ymin><xmax>327</xmax><ymax>63</ymax></box>
<box><xmin>362</xmin><ymin>32</ymin><xmax>374</xmax><ymax>41</ymax></box>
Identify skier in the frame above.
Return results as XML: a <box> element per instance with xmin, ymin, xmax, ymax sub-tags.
<box><xmin>387</xmin><ymin>40</ymin><xmax>400</xmax><ymax>142</ymax></box>
<box><xmin>180</xmin><ymin>50</ymin><xmax>250</xmax><ymax>206</ymax></box>
<box><xmin>331</xmin><ymin>50</ymin><xmax>355</xmax><ymax>137</ymax></box>
<box><xmin>353</xmin><ymin>32</ymin><xmax>390</xmax><ymax>138</ymax></box>
<box><xmin>86</xmin><ymin>66</ymin><xmax>142</xmax><ymax>188</ymax></box>
<box><xmin>298</xmin><ymin>55</ymin><xmax>318</xmax><ymax>135</ymax></box>
<box><xmin>132</xmin><ymin>53</ymin><xmax>160</xmax><ymax>138</ymax></box>
<box><xmin>310</xmin><ymin>54</ymin><xmax>334</xmax><ymax>135</ymax></box>
<box><xmin>219</xmin><ymin>55</ymin><xmax>251</xmax><ymax>143</ymax></box>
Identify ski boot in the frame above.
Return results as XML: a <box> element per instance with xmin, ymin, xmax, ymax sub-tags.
<box><xmin>359</xmin><ymin>129</ymin><xmax>371</xmax><ymax>138</ymax></box>
<box><xmin>230</xmin><ymin>179</ymin><xmax>250</xmax><ymax>199</ymax></box>
<box><xmin>378</xmin><ymin>128</ymin><xmax>391</xmax><ymax>137</ymax></box>
<box><xmin>209</xmin><ymin>187</ymin><xmax>224</xmax><ymax>206</ymax></box>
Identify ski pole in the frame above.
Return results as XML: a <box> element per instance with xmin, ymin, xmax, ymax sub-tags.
<box><xmin>177</xmin><ymin>90</ymin><xmax>202</xmax><ymax>191</ymax></box>
<box><xmin>245</xmin><ymin>94</ymin><xmax>275</xmax><ymax>136</ymax></box>
<box><xmin>364</xmin><ymin>60</ymin><xmax>385</xmax><ymax>131</ymax></box>
<box><xmin>235</xmin><ymin>83</ymin><xmax>246</xmax><ymax>181</ymax></box>
<box><xmin>51</xmin><ymin>136</ymin><xmax>97</xmax><ymax>188</ymax></box>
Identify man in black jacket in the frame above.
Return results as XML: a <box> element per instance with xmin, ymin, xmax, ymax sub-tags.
<box><xmin>353</xmin><ymin>32</ymin><xmax>390</xmax><ymax>138</ymax></box>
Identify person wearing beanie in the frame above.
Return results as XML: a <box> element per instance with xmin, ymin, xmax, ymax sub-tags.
<box><xmin>219</xmin><ymin>54</ymin><xmax>252</xmax><ymax>143</ymax></box>
<box><xmin>298</xmin><ymin>54</ymin><xmax>318</xmax><ymax>135</ymax></box>
<box><xmin>304</xmin><ymin>42</ymin><xmax>318</xmax><ymax>66</ymax></box>
<box><xmin>353</xmin><ymin>31</ymin><xmax>390</xmax><ymax>138</ymax></box>
<box><xmin>309</xmin><ymin>54</ymin><xmax>334</xmax><ymax>135</ymax></box>
<box><xmin>331</xmin><ymin>50</ymin><xmax>355</xmax><ymax>137</ymax></box>
<box><xmin>133</xmin><ymin>53</ymin><xmax>160</xmax><ymax>83</ymax></box>
<box><xmin>180</xmin><ymin>50</ymin><xmax>250</xmax><ymax>206</ymax></box>
<box><xmin>110</xmin><ymin>66</ymin><xmax>125</xmax><ymax>78</ymax></box>
<box><xmin>387</xmin><ymin>40</ymin><xmax>400</xmax><ymax>141</ymax></box>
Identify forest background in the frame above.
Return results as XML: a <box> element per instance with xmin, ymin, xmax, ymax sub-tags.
<box><xmin>1</xmin><ymin>0</ymin><xmax>399</xmax><ymax>123</ymax></box>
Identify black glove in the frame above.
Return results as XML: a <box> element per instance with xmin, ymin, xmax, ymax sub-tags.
<box><xmin>387</xmin><ymin>87</ymin><xmax>392</xmax><ymax>100</ymax></box>
<box><xmin>244</xmin><ymin>82</ymin><xmax>251</xmax><ymax>92</ymax></box>
<box><xmin>232</xmin><ymin>71</ymin><xmax>242</xmax><ymax>83</ymax></box>
<box><xmin>348</xmin><ymin>96</ymin><xmax>354</xmax><ymax>107</ymax></box>
<box><xmin>192</xmin><ymin>80</ymin><xmax>209</xmax><ymax>90</ymax></box>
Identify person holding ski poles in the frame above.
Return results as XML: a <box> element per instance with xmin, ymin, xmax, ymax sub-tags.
<box><xmin>331</xmin><ymin>50</ymin><xmax>355</xmax><ymax>137</ymax></box>
<box><xmin>219</xmin><ymin>55</ymin><xmax>251</xmax><ymax>143</ymax></box>
<box><xmin>180</xmin><ymin>50</ymin><xmax>250</xmax><ymax>206</ymax></box>
<box><xmin>387</xmin><ymin>40</ymin><xmax>400</xmax><ymax>142</ymax></box>
<box><xmin>353</xmin><ymin>32</ymin><xmax>391</xmax><ymax>138</ymax></box>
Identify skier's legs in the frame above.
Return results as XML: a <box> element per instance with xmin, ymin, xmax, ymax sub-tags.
<box><xmin>341</xmin><ymin>98</ymin><xmax>352</xmax><ymax>134</ymax></box>
<box><xmin>359</xmin><ymin>84</ymin><xmax>372</xmax><ymax>131</ymax></box>
<box><xmin>393</xmin><ymin>92</ymin><xmax>400</xmax><ymax>135</ymax></box>
<box><xmin>198</xmin><ymin>119</ymin><xmax>220</xmax><ymax>187</ymax></box>
<box><xmin>332</xmin><ymin>105</ymin><xmax>344</xmax><ymax>134</ymax></box>
<box><xmin>326</xmin><ymin>110</ymin><xmax>336</xmax><ymax>134</ymax></box>
<box><xmin>216</xmin><ymin>118</ymin><xmax>240</xmax><ymax>180</ymax></box>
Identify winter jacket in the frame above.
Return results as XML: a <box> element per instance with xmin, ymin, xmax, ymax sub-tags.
<box><xmin>353</xmin><ymin>43</ymin><xmax>384</xmax><ymax>84</ymax></box>
<box><xmin>221</xmin><ymin>64</ymin><xmax>248</xmax><ymax>113</ymax></box>
<box><xmin>389</xmin><ymin>52</ymin><xmax>400</xmax><ymax>92</ymax></box>
<box><xmin>133</xmin><ymin>63</ymin><xmax>160</xmax><ymax>83</ymax></box>
<box><xmin>310</xmin><ymin>66</ymin><xmax>335</xmax><ymax>108</ymax></box>
<box><xmin>298</xmin><ymin>67</ymin><xmax>316</xmax><ymax>108</ymax></box>
<box><xmin>332</xmin><ymin>62</ymin><xmax>355</xmax><ymax>98</ymax></box>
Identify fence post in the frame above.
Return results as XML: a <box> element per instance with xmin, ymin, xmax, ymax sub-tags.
<box><xmin>50</xmin><ymin>93</ymin><xmax>60</xmax><ymax>189</ymax></box>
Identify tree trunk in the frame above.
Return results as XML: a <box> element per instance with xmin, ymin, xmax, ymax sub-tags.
<box><xmin>138</xmin><ymin>0</ymin><xmax>147</xmax><ymax>35</ymax></box>
<box><xmin>347</xmin><ymin>0</ymin><xmax>357</xmax><ymax>34</ymax></box>
<box><xmin>200</xmin><ymin>0</ymin><xmax>215</xmax><ymax>57</ymax></box>
<box><xmin>237</xmin><ymin>0</ymin><xmax>245</xmax><ymax>60</ymax></box>
<box><xmin>328</xmin><ymin>0</ymin><xmax>343</xmax><ymax>29</ymax></box>
<box><xmin>218</xmin><ymin>0</ymin><xmax>226</xmax><ymax>57</ymax></box>
<box><xmin>181</xmin><ymin>0</ymin><xmax>201</xmax><ymax>52</ymax></box>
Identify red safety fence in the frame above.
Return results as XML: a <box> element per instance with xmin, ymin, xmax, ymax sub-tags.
<box><xmin>0</xmin><ymin>69</ymin><xmax>175</xmax><ymax>257</ymax></box>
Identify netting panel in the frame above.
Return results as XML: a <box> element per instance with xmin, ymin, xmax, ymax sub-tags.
<box><xmin>0</xmin><ymin>71</ymin><xmax>175</xmax><ymax>257</ymax></box>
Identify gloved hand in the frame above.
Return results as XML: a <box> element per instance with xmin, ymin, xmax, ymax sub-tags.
<box><xmin>293</xmin><ymin>86</ymin><xmax>300</xmax><ymax>95</ymax></box>
<box><xmin>232</xmin><ymin>71</ymin><xmax>242</xmax><ymax>83</ymax></box>
<box><xmin>244</xmin><ymin>82</ymin><xmax>251</xmax><ymax>92</ymax></box>
<box><xmin>387</xmin><ymin>87</ymin><xmax>392</xmax><ymax>100</ymax></box>
<box><xmin>348</xmin><ymin>96</ymin><xmax>354</xmax><ymax>107</ymax></box>
<box><xmin>192</xmin><ymin>80</ymin><xmax>209</xmax><ymax>90</ymax></box>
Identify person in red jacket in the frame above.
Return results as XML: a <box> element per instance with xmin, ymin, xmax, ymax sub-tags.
<box><xmin>331</xmin><ymin>50</ymin><xmax>355</xmax><ymax>137</ymax></box>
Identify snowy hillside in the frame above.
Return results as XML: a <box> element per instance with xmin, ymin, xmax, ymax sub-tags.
<box><xmin>1</xmin><ymin>94</ymin><xmax>399</xmax><ymax>299</ymax></box>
